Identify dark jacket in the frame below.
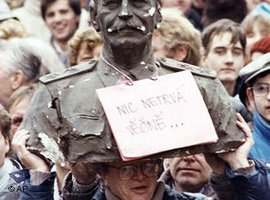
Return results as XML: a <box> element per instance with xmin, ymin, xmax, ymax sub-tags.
<box><xmin>10</xmin><ymin>169</ymin><xmax>56</xmax><ymax>200</ymax></box>
<box><xmin>226</xmin><ymin>159</ymin><xmax>270</xmax><ymax>200</ymax></box>
<box><xmin>211</xmin><ymin>159</ymin><xmax>270</xmax><ymax>200</ymax></box>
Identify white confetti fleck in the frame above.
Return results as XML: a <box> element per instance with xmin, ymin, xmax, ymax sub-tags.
<box><xmin>138</xmin><ymin>26</ymin><xmax>146</xmax><ymax>32</ymax></box>
<box><xmin>47</xmin><ymin>101</ymin><xmax>52</xmax><ymax>108</ymax></box>
<box><xmin>82</xmin><ymin>78</ymin><xmax>91</xmax><ymax>82</ymax></box>
<box><xmin>148</xmin><ymin>7</ymin><xmax>156</xmax><ymax>16</ymax></box>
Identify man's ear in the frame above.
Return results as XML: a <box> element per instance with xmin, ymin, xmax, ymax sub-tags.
<box><xmin>163</xmin><ymin>158</ymin><xmax>170</xmax><ymax>169</ymax></box>
<box><xmin>246</xmin><ymin>87</ymin><xmax>257</xmax><ymax>113</ymax></box>
<box><xmin>201</xmin><ymin>49</ymin><xmax>208</xmax><ymax>67</ymax></box>
<box><xmin>4</xmin><ymin>138</ymin><xmax>10</xmax><ymax>155</ymax></box>
<box><xmin>10</xmin><ymin>70</ymin><xmax>26</xmax><ymax>90</ymax></box>
<box><xmin>246</xmin><ymin>87</ymin><xmax>255</xmax><ymax>106</ymax></box>
<box><xmin>173</xmin><ymin>45</ymin><xmax>188</xmax><ymax>62</ymax></box>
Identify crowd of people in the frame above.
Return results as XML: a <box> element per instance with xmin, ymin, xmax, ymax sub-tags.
<box><xmin>1</xmin><ymin>0</ymin><xmax>270</xmax><ymax>199</ymax></box>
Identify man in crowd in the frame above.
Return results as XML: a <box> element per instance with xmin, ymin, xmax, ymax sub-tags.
<box><xmin>41</xmin><ymin>0</ymin><xmax>81</xmax><ymax>66</ymax></box>
<box><xmin>0</xmin><ymin>105</ymin><xmax>55</xmax><ymax>199</ymax></box>
<box><xmin>152</xmin><ymin>7</ymin><xmax>202</xmax><ymax>66</ymax></box>
<box><xmin>0</xmin><ymin>40</ymin><xmax>41</xmax><ymax>108</ymax></box>
<box><xmin>160</xmin><ymin>154</ymin><xmax>216</xmax><ymax>198</ymax></box>
<box><xmin>239</xmin><ymin>52</ymin><xmax>270</xmax><ymax>162</ymax></box>
<box><xmin>12</xmin><ymin>0</ymin><xmax>51</xmax><ymax>43</ymax></box>
<box><xmin>202</xmin><ymin>19</ymin><xmax>246</xmax><ymax>96</ymax></box>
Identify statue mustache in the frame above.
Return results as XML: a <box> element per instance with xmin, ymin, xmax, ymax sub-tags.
<box><xmin>109</xmin><ymin>21</ymin><xmax>146</xmax><ymax>33</ymax></box>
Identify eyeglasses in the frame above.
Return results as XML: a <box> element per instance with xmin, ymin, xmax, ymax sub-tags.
<box><xmin>252</xmin><ymin>83</ymin><xmax>270</xmax><ymax>97</ymax></box>
<box><xmin>107</xmin><ymin>161</ymin><xmax>160</xmax><ymax>181</ymax></box>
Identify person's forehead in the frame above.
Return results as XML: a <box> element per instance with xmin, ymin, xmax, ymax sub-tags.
<box><xmin>255</xmin><ymin>73</ymin><xmax>270</xmax><ymax>83</ymax></box>
<box><xmin>110</xmin><ymin>159</ymin><xmax>157</xmax><ymax>166</ymax></box>
<box><xmin>92</xmin><ymin>0</ymin><xmax>160</xmax><ymax>14</ymax></box>
<box><xmin>210</xmin><ymin>32</ymin><xmax>242</xmax><ymax>49</ymax></box>
<box><xmin>47</xmin><ymin>0</ymin><xmax>71</xmax><ymax>10</ymax></box>
<box><xmin>169</xmin><ymin>154</ymin><xmax>204</xmax><ymax>161</ymax></box>
<box><xmin>96</xmin><ymin>0</ymin><xmax>158</xmax><ymax>5</ymax></box>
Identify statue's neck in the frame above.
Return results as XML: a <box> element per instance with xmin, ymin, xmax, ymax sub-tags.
<box><xmin>102</xmin><ymin>41</ymin><xmax>155</xmax><ymax>70</ymax></box>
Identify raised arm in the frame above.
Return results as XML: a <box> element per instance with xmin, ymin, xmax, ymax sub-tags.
<box><xmin>62</xmin><ymin>162</ymin><xmax>101</xmax><ymax>200</ymax></box>
<box><xmin>12</xmin><ymin>129</ymin><xmax>55</xmax><ymax>200</ymax></box>
<box><xmin>207</xmin><ymin>113</ymin><xmax>270</xmax><ymax>200</ymax></box>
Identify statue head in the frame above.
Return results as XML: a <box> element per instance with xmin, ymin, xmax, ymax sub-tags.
<box><xmin>90</xmin><ymin>0</ymin><xmax>162</xmax><ymax>49</ymax></box>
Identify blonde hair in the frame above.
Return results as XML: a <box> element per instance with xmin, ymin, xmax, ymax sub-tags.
<box><xmin>5</xmin><ymin>0</ymin><xmax>25</xmax><ymax>9</ymax></box>
<box><xmin>68</xmin><ymin>26</ymin><xmax>103</xmax><ymax>66</ymax></box>
<box><xmin>241</xmin><ymin>14</ymin><xmax>270</xmax><ymax>36</ymax></box>
<box><xmin>156</xmin><ymin>8</ymin><xmax>202</xmax><ymax>65</ymax></box>
<box><xmin>7</xmin><ymin>83</ymin><xmax>38</xmax><ymax>112</ymax></box>
<box><xmin>0</xmin><ymin>18</ymin><xmax>30</xmax><ymax>39</ymax></box>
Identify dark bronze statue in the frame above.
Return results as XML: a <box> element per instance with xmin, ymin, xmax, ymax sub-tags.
<box><xmin>21</xmin><ymin>0</ymin><xmax>244</xmax><ymax>163</ymax></box>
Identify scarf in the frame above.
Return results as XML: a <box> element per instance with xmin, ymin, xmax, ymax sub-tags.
<box><xmin>250</xmin><ymin>111</ymin><xmax>270</xmax><ymax>162</ymax></box>
<box><xmin>253</xmin><ymin>111</ymin><xmax>270</xmax><ymax>141</ymax></box>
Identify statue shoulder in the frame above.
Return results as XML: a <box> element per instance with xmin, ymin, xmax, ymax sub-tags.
<box><xmin>39</xmin><ymin>60</ymin><xmax>98</xmax><ymax>84</ymax></box>
<box><xmin>157</xmin><ymin>57</ymin><xmax>217</xmax><ymax>79</ymax></box>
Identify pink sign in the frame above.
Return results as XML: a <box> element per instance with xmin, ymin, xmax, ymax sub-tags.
<box><xmin>96</xmin><ymin>71</ymin><xmax>218</xmax><ymax>161</ymax></box>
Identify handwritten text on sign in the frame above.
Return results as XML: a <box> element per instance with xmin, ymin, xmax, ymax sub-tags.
<box><xmin>96</xmin><ymin>71</ymin><xmax>218</xmax><ymax>160</ymax></box>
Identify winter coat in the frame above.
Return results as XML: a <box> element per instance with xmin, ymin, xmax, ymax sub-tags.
<box><xmin>211</xmin><ymin>159</ymin><xmax>270</xmax><ymax>200</ymax></box>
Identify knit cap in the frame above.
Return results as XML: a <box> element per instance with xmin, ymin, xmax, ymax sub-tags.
<box><xmin>250</xmin><ymin>36</ymin><xmax>270</xmax><ymax>55</ymax></box>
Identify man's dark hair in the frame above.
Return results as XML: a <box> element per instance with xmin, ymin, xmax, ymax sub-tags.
<box><xmin>41</xmin><ymin>0</ymin><xmax>81</xmax><ymax>20</ymax></box>
<box><xmin>202</xmin><ymin>18</ymin><xmax>246</xmax><ymax>56</ymax></box>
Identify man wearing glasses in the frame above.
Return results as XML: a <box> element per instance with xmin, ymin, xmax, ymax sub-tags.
<box><xmin>62</xmin><ymin>113</ymin><xmax>270</xmax><ymax>200</ymax></box>
<box><xmin>240</xmin><ymin>52</ymin><xmax>270</xmax><ymax>162</ymax></box>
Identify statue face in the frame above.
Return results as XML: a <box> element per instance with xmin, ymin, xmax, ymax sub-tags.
<box><xmin>93</xmin><ymin>0</ymin><xmax>161</xmax><ymax>48</ymax></box>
